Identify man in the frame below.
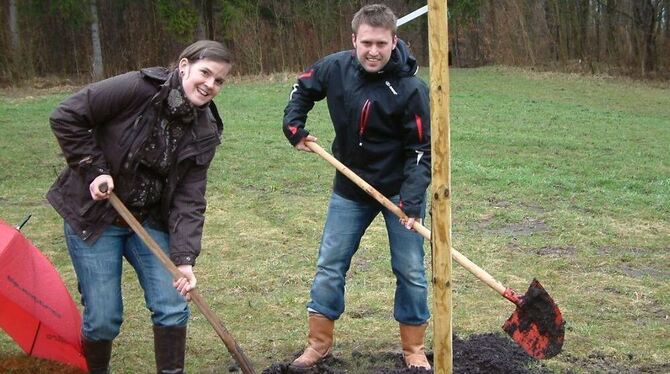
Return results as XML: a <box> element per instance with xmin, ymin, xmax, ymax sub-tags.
<box><xmin>282</xmin><ymin>4</ymin><xmax>432</xmax><ymax>370</ymax></box>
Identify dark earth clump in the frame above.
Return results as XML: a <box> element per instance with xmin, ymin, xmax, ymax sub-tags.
<box><xmin>262</xmin><ymin>332</ymin><xmax>552</xmax><ymax>373</ymax></box>
<box><xmin>451</xmin><ymin>333</ymin><xmax>551</xmax><ymax>374</ymax></box>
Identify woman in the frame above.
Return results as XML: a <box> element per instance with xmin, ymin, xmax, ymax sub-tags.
<box><xmin>47</xmin><ymin>40</ymin><xmax>232</xmax><ymax>374</ymax></box>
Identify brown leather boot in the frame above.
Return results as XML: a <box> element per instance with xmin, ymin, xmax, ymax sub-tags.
<box><xmin>153</xmin><ymin>325</ymin><xmax>187</xmax><ymax>374</ymax></box>
<box><xmin>289</xmin><ymin>313</ymin><xmax>334</xmax><ymax>371</ymax></box>
<box><xmin>82</xmin><ymin>336</ymin><xmax>112</xmax><ymax>374</ymax></box>
<box><xmin>400</xmin><ymin>323</ymin><xmax>431</xmax><ymax>370</ymax></box>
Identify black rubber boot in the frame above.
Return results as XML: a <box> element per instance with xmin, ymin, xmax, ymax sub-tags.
<box><xmin>153</xmin><ymin>325</ymin><xmax>187</xmax><ymax>374</ymax></box>
<box><xmin>82</xmin><ymin>336</ymin><xmax>113</xmax><ymax>374</ymax></box>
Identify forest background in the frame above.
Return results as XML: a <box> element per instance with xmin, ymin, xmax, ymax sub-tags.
<box><xmin>1</xmin><ymin>0</ymin><xmax>669</xmax><ymax>85</ymax></box>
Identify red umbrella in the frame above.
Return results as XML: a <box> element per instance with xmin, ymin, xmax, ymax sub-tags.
<box><xmin>0</xmin><ymin>219</ymin><xmax>87</xmax><ymax>371</ymax></box>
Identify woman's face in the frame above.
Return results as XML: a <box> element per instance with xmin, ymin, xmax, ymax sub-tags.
<box><xmin>179</xmin><ymin>58</ymin><xmax>232</xmax><ymax>107</ymax></box>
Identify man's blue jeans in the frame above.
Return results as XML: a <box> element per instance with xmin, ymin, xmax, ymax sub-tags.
<box><xmin>307</xmin><ymin>193</ymin><xmax>430</xmax><ymax>325</ymax></box>
<box><xmin>65</xmin><ymin>222</ymin><xmax>189</xmax><ymax>341</ymax></box>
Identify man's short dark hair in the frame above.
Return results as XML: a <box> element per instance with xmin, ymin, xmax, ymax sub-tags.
<box><xmin>351</xmin><ymin>4</ymin><xmax>397</xmax><ymax>35</ymax></box>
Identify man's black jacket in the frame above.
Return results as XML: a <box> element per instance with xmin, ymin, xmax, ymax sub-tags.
<box><xmin>283</xmin><ymin>39</ymin><xmax>431</xmax><ymax>217</ymax></box>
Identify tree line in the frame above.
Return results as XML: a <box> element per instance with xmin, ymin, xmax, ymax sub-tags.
<box><xmin>1</xmin><ymin>0</ymin><xmax>668</xmax><ymax>86</ymax></box>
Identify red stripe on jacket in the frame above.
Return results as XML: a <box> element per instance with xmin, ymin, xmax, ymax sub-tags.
<box><xmin>415</xmin><ymin>114</ymin><xmax>424</xmax><ymax>142</ymax></box>
<box><xmin>299</xmin><ymin>70</ymin><xmax>314</xmax><ymax>79</ymax></box>
<box><xmin>359</xmin><ymin>100</ymin><xmax>371</xmax><ymax>137</ymax></box>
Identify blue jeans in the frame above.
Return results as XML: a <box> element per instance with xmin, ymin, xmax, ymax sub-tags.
<box><xmin>65</xmin><ymin>222</ymin><xmax>189</xmax><ymax>341</ymax></box>
<box><xmin>308</xmin><ymin>193</ymin><xmax>429</xmax><ymax>325</ymax></box>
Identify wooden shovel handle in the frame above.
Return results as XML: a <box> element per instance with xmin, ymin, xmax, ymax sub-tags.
<box><xmin>306</xmin><ymin>141</ymin><xmax>510</xmax><ymax>298</ymax></box>
<box><xmin>100</xmin><ymin>184</ymin><xmax>256</xmax><ymax>374</ymax></box>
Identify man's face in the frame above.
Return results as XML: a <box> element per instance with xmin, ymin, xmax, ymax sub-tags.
<box><xmin>179</xmin><ymin>58</ymin><xmax>232</xmax><ymax>107</ymax></box>
<box><xmin>352</xmin><ymin>24</ymin><xmax>397</xmax><ymax>73</ymax></box>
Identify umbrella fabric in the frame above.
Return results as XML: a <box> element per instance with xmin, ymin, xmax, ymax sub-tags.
<box><xmin>0</xmin><ymin>220</ymin><xmax>86</xmax><ymax>371</ymax></box>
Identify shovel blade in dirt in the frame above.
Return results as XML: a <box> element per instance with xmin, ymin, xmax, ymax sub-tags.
<box><xmin>502</xmin><ymin>279</ymin><xmax>565</xmax><ymax>359</ymax></box>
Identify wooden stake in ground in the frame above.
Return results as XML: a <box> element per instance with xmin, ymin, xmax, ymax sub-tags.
<box><xmin>427</xmin><ymin>1</ymin><xmax>452</xmax><ymax>373</ymax></box>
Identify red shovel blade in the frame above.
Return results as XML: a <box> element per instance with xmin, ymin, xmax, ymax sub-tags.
<box><xmin>502</xmin><ymin>279</ymin><xmax>565</xmax><ymax>359</ymax></box>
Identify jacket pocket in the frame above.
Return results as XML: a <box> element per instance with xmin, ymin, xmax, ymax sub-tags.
<box><xmin>195</xmin><ymin>133</ymin><xmax>220</xmax><ymax>151</ymax></box>
<box><xmin>171</xmin><ymin>214</ymin><xmax>182</xmax><ymax>233</ymax></box>
<box><xmin>179</xmin><ymin>133</ymin><xmax>219</xmax><ymax>164</ymax></box>
<box><xmin>78</xmin><ymin>199</ymin><xmax>97</xmax><ymax>217</ymax></box>
<box><xmin>195</xmin><ymin>149</ymin><xmax>215</xmax><ymax>166</ymax></box>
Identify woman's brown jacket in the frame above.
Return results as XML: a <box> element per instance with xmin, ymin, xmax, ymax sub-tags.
<box><xmin>47</xmin><ymin>67</ymin><xmax>223</xmax><ymax>266</ymax></box>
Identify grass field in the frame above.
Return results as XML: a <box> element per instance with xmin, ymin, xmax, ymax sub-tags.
<box><xmin>0</xmin><ymin>66</ymin><xmax>668</xmax><ymax>373</ymax></box>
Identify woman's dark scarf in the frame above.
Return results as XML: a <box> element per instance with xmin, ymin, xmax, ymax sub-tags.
<box><xmin>163</xmin><ymin>69</ymin><xmax>197</xmax><ymax>121</ymax></box>
<box><xmin>125</xmin><ymin>69</ymin><xmax>197</xmax><ymax>211</ymax></box>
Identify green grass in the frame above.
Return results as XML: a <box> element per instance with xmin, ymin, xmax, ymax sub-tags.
<box><xmin>0</xmin><ymin>67</ymin><xmax>668</xmax><ymax>373</ymax></box>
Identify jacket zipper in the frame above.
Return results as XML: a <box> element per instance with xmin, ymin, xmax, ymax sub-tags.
<box><xmin>358</xmin><ymin>99</ymin><xmax>371</xmax><ymax>146</ymax></box>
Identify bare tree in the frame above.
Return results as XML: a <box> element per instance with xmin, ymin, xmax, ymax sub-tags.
<box><xmin>9</xmin><ymin>0</ymin><xmax>19</xmax><ymax>52</ymax></box>
<box><xmin>195</xmin><ymin>0</ymin><xmax>214</xmax><ymax>39</ymax></box>
<box><xmin>632</xmin><ymin>0</ymin><xmax>664</xmax><ymax>74</ymax></box>
<box><xmin>90</xmin><ymin>0</ymin><xmax>104</xmax><ymax>80</ymax></box>
<box><xmin>0</xmin><ymin>0</ymin><xmax>668</xmax><ymax>82</ymax></box>
<box><xmin>512</xmin><ymin>0</ymin><xmax>536</xmax><ymax>65</ymax></box>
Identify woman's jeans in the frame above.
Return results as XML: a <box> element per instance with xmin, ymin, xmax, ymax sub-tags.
<box><xmin>65</xmin><ymin>222</ymin><xmax>189</xmax><ymax>341</ymax></box>
<box><xmin>307</xmin><ymin>193</ymin><xmax>430</xmax><ymax>325</ymax></box>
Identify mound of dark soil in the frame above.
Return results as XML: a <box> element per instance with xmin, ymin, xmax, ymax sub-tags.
<box><xmin>451</xmin><ymin>333</ymin><xmax>551</xmax><ymax>373</ymax></box>
<box><xmin>262</xmin><ymin>332</ymin><xmax>552</xmax><ymax>373</ymax></box>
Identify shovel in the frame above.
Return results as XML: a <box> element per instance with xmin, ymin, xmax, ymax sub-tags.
<box><xmin>305</xmin><ymin>141</ymin><xmax>564</xmax><ymax>359</ymax></box>
<box><xmin>100</xmin><ymin>184</ymin><xmax>256</xmax><ymax>373</ymax></box>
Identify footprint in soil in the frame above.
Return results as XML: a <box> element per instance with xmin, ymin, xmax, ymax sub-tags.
<box><xmin>262</xmin><ymin>333</ymin><xmax>552</xmax><ymax>374</ymax></box>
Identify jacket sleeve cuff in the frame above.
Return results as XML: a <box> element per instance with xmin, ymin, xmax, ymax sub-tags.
<box><xmin>288</xmin><ymin>128</ymin><xmax>310</xmax><ymax>147</ymax></box>
<box><xmin>171</xmin><ymin>254</ymin><xmax>196</xmax><ymax>266</ymax></box>
<box><xmin>84</xmin><ymin>165</ymin><xmax>111</xmax><ymax>184</ymax></box>
<box><xmin>402</xmin><ymin>204</ymin><xmax>422</xmax><ymax>218</ymax></box>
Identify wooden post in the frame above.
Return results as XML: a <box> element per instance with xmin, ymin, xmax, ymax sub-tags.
<box><xmin>427</xmin><ymin>0</ymin><xmax>452</xmax><ymax>373</ymax></box>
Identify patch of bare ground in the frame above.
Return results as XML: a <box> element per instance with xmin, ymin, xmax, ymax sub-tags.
<box><xmin>0</xmin><ymin>356</ymin><xmax>82</xmax><ymax>374</ymax></box>
<box><xmin>597</xmin><ymin>246</ymin><xmax>650</xmax><ymax>255</ymax></box>
<box><xmin>486</xmin><ymin>197</ymin><xmax>512</xmax><ymax>209</ymax></box>
<box><xmin>534</xmin><ymin>246</ymin><xmax>578</xmax><ymax>257</ymax></box>
<box><xmin>0</xmin><ymin>198</ymin><xmax>52</xmax><ymax>208</ymax></box>
<box><xmin>485</xmin><ymin>197</ymin><xmax>547</xmax><ymax>215</ymax></box>
<box><xmin>636</xmin><ymin>301</ymin><xmax>670</xmax><ymax>323</ymax></box>
<box><xmin>595</xmin><ymin>247</ymin><xmax>670</xmax><ymax>279</ymax></box>
<box><xmin>562</xmin><ymin>352</ymin><xmax>670</xmax><ymax>374</ymax></box>
<box><xmin>477</xmin><ymin>216</ymin><xmax>550</xmax><ymax>237</ymax></box>
<box><xmin>620</xmin><ymin>264</ymin><xmax>670</xmax><ymax>279</ymax></box>
<box><xmin>262</xmin><ymin>333</ymin><xmax>553</xmax><ymax>373</ymax></box>
<box><xmin>601</xmin><ymin>286</ymin><xmax>668</xmax><ymax>322</ymax></box>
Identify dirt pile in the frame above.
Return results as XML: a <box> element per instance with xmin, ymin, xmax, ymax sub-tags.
<box><xmin>262</xmin><ymin>332</ymin><xmax>552</xmax><ymax>373</ymax></box>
